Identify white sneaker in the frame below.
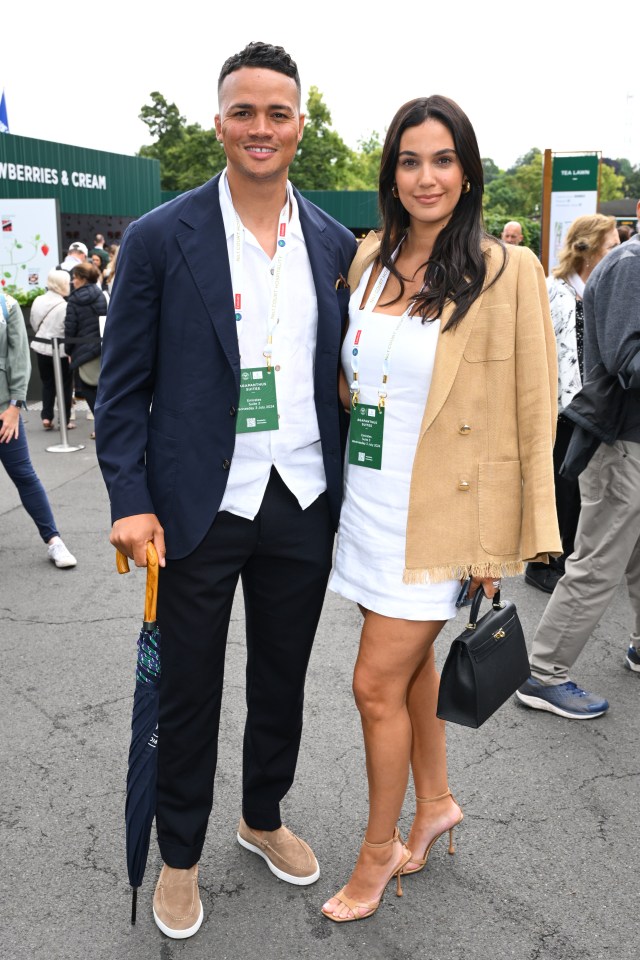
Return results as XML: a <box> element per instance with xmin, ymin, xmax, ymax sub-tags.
<box><xmin>47</xmin><ymin>538</ymin><xmax>77</xmax><ymax>568</ymax></box>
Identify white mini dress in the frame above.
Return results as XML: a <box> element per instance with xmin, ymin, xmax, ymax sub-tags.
<box><xmin>328</xmin><ymin>263</ymin><xmax>460</xmax><ymax>620</ymax></box>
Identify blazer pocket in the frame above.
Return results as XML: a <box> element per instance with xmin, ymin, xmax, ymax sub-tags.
<box><xmin>463</xmin><ymin>305</ymin><xmax>514</xmax><ymax>362</ymax></box>
<box><xmin>478</xmin><ymin>460</ymin><xmax>522</xmax><ymax>556</ymax></box>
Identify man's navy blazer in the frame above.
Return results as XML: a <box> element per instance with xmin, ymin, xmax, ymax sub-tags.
<box><xmin>95</xmin><ymin>173</ymin><xmax>357</xmax><ymax>559</ymax></box>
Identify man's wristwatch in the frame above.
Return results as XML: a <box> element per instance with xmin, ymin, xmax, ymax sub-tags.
<box><xmin>9</xmin><ymin>399</ymin><xmax>24</xmax><ymax>408</ymax></box>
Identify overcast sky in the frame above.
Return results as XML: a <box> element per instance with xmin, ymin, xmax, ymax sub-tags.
<box><xmin>3</xmin><ymin>1</ymin><xmax>639</xmax><ymax>172</ymax></box>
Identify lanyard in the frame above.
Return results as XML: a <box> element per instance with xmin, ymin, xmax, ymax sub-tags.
<box><xmin>350</xmin><ymin>258</ymin><xmax>415</xmax><ymax>410</ymax></box>
<box><xmin>231</xmin><ymin>180</ymin><xmax>292</xmax><ymax>370</ymax></box>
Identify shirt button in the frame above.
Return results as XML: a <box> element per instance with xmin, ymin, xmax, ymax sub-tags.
<box><xmin>275</xmin><ymin>364</ymin><xmax>281</xmax><ymax>372</ymax></box>
<box><xmin>222</xmin><ymin>459</ymin><xmax>231</xmax><ymax>470</ymax></box>
<box><xmin>458</xmin><ymin>480</ymin><xmax>470</xmax><ymax>491</ymax></box>
<box><xmin>459</xmin><ymin>423</ymin><xmax>472</xmax><ymax>435</ymax></box>
<box><xmin>229</xmin><ymin>406</ymin><xmax>236</xmax><ymax>417</ymax></box>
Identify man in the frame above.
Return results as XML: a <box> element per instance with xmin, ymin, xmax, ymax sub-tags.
<box><xmin>89</xmin><ymin>233</ymin><xmax>110</xmax><ymax>270</ymax></box>
<box><xmin>95</xmin><ymin>42</ymin><xmax>356</xmax><ymax>939</ymax></box>
<box><xmin>501</xmin><ymin>220</ymin><xmax>524</xmax><ymax>245</ymax></box>
<box><xmin>516</xmin><ymin>200</ymin><xmax>640</xmax><ymax>720</ymax></box>
<box><xmin>57</xmin><ymin>241</ymin><xmax>88</xmax><ymax>274</ymax></box>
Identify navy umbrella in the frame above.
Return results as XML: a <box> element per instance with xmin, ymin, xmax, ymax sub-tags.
<box><xmin>117</xmin><ymin>542</ymin><xmax>161</xmax><ymax>924</ymax></box>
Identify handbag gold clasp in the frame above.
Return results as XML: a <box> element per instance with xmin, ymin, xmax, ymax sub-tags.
<box><xmin>493</xmin><ymin>628</ymin><xmax>506</xmax><ymax>640</ymax></box>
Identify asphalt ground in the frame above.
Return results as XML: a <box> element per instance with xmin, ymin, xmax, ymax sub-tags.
<box><xmin>1</xmin><ymin>403</ymin><xmax>638</xmax><ymax>960</ymax></box>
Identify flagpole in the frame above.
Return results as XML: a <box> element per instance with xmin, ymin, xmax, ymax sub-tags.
<box><xmin>0</xmin><ymin>89</ymin><xmax>10</xmax><ymax>133</ymax></box>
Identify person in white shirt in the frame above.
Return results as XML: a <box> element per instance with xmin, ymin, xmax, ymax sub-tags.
<box><xmin>94</xmin><ymin>42</ymin><xmax>356</xmax><ymax>940</ymax></box>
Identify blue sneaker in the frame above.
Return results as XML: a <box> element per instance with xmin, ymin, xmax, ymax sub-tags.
<box><xmin>515</xmin><ymin>677</ymin><xmax>609</xmax><ymax>719</ymax></box>
<box><xmin>625</xmin><ymin>645</ymin><xmax>640</xmax><ymax>673</ymax></box>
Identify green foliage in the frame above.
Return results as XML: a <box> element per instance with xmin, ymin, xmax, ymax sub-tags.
<box><xmin>482</xmin><ymin>158</ymin><xmax>500</xmax><ymax>184</ymax></box>
<box><xmin>138</xmin><ymin>92</ymin><xmax>225</xmax><ymax>191</ymax></box>
<box><xmin>136</xmin><ymin>91</ymin><xmax>640</xmax><ymax>220</ymax></box>
<box><xmin>290</xmin><ymin>87</ymin><xmax>355</xmax><ymax>189</ymax></box>
<box><xmin>483</xmin><ymin>215</ymin><xmax>541</xmax><ymax>257</ymax></box>
<box><xmin>139</xmin><ymin>92</ymin><xmax>185</xmax><ymax>145</ymax></box>
<box><xmin>3</xmin><ymin>284</ymin><xmax>46</xmax><ymax>306</ymax></box>
<box><xmin>349</xmin><ymin>133</ymin><xmax>383</xmax><ymax>190</ymax></box>
<box><xmin>484</xmin><ymin>152</ymin><xmax>543</xmax><ymax>219</ymax></box>
<box><xmin>613</xmin><ymin>158</ymin><xmax>640</xmax><ymax>200</ymax></box>
<box><xmin>599</xmin><ymin>162</ymin><xmax>625</xmax><ymax>202</ymax></box>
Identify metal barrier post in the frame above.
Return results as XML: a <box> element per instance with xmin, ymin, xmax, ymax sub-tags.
<box><xmin>46</xmin><ymin>338</ymin><xmax>85</xmax><ymax>453</ymax></box>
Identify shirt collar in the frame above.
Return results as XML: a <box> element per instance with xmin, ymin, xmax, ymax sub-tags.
<box><xmin>219</xmin><ymin>168</ymin><xmax>304</xmax><ymax>243</ymax></box>
<box><xmin>567</xmin><ymin>272</ymin><xmax>585</xmax><ymax>298</ymax></box>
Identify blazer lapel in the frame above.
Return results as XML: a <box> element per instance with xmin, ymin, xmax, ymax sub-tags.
<box><xmin>296</xmin><ymin>191</ymin><xmax>341</xmax><ymax>358</ymax></box>
<box><xmin>418</xmin><ymin>295</ymin><xmax>483</xmax><ymax>439</ymax></box>
<box><xmin>175</xmin><ymin>174</ymin><xmax>240</xmax><ymax>382</ymax></box>
<box><xmin>419</xmin><ymin>244</ymin><xmax>499</xmax><ymax>441</ymax></box>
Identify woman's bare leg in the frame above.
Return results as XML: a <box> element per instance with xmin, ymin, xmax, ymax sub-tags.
<box><xmin>322</xmin><ymin>612</ymin><xmax>443</xmax><ymax>920</ymax></box>
<box><xmin>403</xmin><ymin>644</ymin><xmax>462</xmax><ymax>871</ymax></box>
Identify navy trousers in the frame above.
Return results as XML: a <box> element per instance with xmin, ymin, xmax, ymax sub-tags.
<box><xmin>155</xmin><ymin>468</ymin><xmax>334</xmax><ymax>868</ymax></box>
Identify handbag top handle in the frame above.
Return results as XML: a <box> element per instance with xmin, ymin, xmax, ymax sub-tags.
<box><xmin>466</xmin><ymin>589</ymin><xmax>505</xmax><ymax>630</ymax></box>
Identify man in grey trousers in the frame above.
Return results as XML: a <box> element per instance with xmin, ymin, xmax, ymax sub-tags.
<box><xmin>516</xmin><ymin>200</ymin><xmax>640</xmax><ymax>720</ymax></box>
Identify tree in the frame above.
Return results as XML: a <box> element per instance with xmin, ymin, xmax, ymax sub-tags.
<box><xmin>484</xmin><ymin>151</ymin><xmax>543</xmax><ymax>219</ymax></box>
<box><xmin>599</xmin><ymin>162</ymin><xmax>625</xmax><ymax>202</ymax></box>
<box><xmin>346</xmin><ymin>132</ymin><xmax>383</xmax><ymax>190</ymax></box>
<box><xmin>615</xmin><ymin>158</ymin><xmax>640</xmax><ymax>199</ymax></box>
<box><xmin>137</xmin><ymin>92</ymin><xmax>225</xmax><ymax>191</ymax></box>
<box><xmin>139</xmin><ymin>92</ymin><xmax>185</xmax><ymax>147</ymax></box>
<box><xmin>289</xmin><ymin>86</ymin><xmax>354</xmax><ymax>190</ymax></box>
<box><xmin>482</xmin><ymin>158</ymin><xmax>501</xmax><ymax>184</ymax></box>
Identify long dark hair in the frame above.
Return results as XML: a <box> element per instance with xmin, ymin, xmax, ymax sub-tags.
<box><xmin>378</xmin><ymin>95</ymin><xmax>505</xmax><ymax>330</ymax></box>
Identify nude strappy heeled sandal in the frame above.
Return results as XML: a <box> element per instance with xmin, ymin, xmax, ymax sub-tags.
<box><xmin>321</xmin><ymin>827</ymin><xmax>412</xmax><ymax>923</ymax></box>
<box><xmin>401</xmin><ymin>789</ymin><xmax>464</xmax><ymax>876</ymax></box>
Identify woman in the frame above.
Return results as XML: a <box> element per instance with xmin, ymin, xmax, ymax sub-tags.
<box><xmin>0</xmin><ymin>291</ymin><xmax>77</xmax><ymax>568</ymax></box>
<box><xmin>102</xmin><ymin>244</ymin><xmax>119</xmax><ymax>295</ymax></box>
<box><xmin>64</xmin><ymin>261</ymin><xmax>108</xmax><ymax>434</ymax></box>
<box><xmin>525</xmin><ymin>214</ymin><xmax>619</xmax><ymax>593</ymax></box>
<box><xmin>322</xmin><ymin>95</ymin><xmax>561</xmax><ymax>923</ymax></box>
<box><xmin>30</xmin><ymin>269</ymin><xmax>74</xmax><ymax>430</ymax></box>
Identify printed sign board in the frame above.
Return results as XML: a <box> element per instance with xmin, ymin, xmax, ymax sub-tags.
<box><xmin>542</xmin><ymin>153</ymin><xmax>600</xmax><ymax>274</ymax></box>
<box><xmin>0</xmin><ymin>198</ymin><xmax>60</xmax><ymax>295</ymax></box>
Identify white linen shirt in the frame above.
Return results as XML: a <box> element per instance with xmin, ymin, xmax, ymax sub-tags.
<box><xmin>217</xmin><ymin>171</ymin><xmax>326</xmax><ymax>520</ymax></box>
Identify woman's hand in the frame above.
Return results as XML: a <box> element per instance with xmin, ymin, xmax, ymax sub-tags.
<box><xmin>468</xmin><ymin>574</ymin><xmax>501</xmax><ymax>601</ymax></box>
<box><xmin>0</xmin><ymin>406</ymin><xmax>20</xmax><ymax>443</ymax></box>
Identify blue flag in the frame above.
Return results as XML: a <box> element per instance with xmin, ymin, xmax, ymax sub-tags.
<box><xmin>0</xmin><ymin>90</ymin><xmax>9</xmax><ymax>133</ymax></box>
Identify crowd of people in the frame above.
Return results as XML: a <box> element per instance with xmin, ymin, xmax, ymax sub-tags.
<box><xmin>3</xmin><ymin>38</ymin><xmax>638</xmax><ymax>942</ymax></box>
<box><xmin>1</xmin><ymin>234</ymin><xmax>118</xmax><ymax>567</ymax></box>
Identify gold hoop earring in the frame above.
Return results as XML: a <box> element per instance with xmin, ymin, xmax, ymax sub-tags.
<box><xmin>392</xmin><ymin>184</ymin><xmax>399</xmax><ymax>198</ymax></box>
<box><xmin>462</xmin><ymin>179</ymin><xmax>471</xmax><ymax>194</ymax></box>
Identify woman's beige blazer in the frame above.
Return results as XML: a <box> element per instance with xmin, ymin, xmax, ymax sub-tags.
<box><xmin>347</xmin><ymin>233</ymin><xmax>562</xmax><ymax>582</ymax></box>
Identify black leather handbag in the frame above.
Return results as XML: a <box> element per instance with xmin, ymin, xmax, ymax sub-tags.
<box><xmin>436</xmin><ymin>588</ymin><xmax>530</xmax><ymax>728</ymax></box>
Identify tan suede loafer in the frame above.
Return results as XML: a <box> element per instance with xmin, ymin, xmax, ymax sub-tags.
<box><xmin>152</xmin><ymin>864</ymin><xmax>203</xmax><ymax>939</ymax></box>
<box><xmin>237</xmin><ymin>817</ymin><xmax>320</xmax><ymax>885</ymax></box>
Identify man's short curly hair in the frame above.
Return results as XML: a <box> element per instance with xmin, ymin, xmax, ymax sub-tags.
<box><xmin>218</xmin><ymin>42</ymin><xmax>300</xmax><ymax>98</ymax></box>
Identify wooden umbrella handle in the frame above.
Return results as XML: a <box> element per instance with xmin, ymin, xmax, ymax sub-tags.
<box><xmin>115</xmin><ymin>542</ymin><xmax>159</xmax><ymax>624</ymax></box>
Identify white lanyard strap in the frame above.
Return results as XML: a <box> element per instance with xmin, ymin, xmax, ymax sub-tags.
<box><xmin>351</xmin><ymin>253</ymin><xmax>414</xmax><ymax>410</ymax></box>
<box><xmin>232</xmin><ymin>182</ymin><xmax>292</xmax><ymax>369</ymax></box>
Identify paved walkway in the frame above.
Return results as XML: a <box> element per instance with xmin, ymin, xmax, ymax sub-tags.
<box><xmin>1</xmin><ymin>404</ymin><xmax>637</xmax><ymax>960</ymax></box>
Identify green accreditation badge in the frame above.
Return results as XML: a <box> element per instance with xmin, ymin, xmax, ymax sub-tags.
<box><xmin>348</xmin><ymin>403</ymin><xmax>384</xmax><ymax>470</ymax></box>
<box><xmin>237</xmin><ymin>367</ymin><xmax>280</xmax><ymax>433</ymax></box>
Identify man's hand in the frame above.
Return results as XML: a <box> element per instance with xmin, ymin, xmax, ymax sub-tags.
<box><xmin>110</xmin><ymin>514</ymin><xmax>166</xmax><ymax>567</ymax></box>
